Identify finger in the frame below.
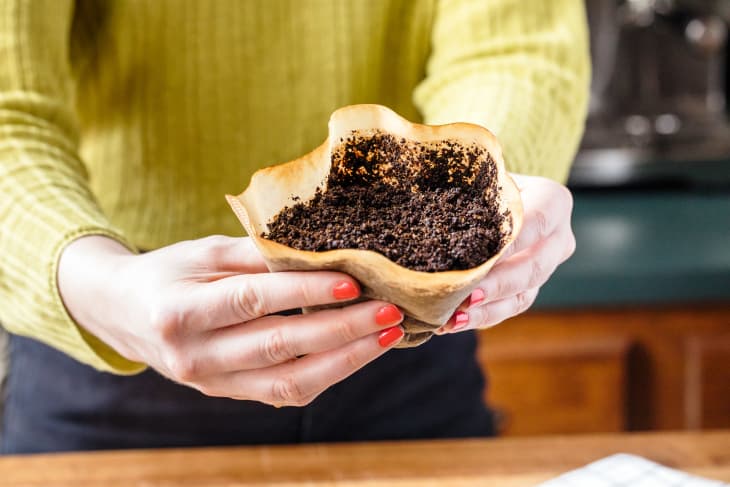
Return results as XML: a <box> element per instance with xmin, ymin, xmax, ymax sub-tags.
<box><xmin>443</xmin><ymin>288</ymin><xmax>539</xmax><ymax>333</ymax></box>
<box><xmin>190</xmin><ymin>300</ymin><xmax>404</xmax><ymax>375</ymax></box>
<box><xmin>500</xmin><ymin>177</ymin><xmax>573</xmax><ymax>260</ymax></box>
<box><xmin>192</xmin><ymin>235</ymin><xmax>270</xmax><ymax>273</ymax></box>
<box><xmin>198</xmin><ymin>326</ymin><xmax>404</xmax><ymax>406</ymax></box>
<box><xmin>477</xmin><ymin>228</ymin><xmax>574</xmax><ymax>302</ymax></box>
<box><xmin>188</xmin><ymin>271</ymin><xmax>362</xmax><ymax>329</ymax></box>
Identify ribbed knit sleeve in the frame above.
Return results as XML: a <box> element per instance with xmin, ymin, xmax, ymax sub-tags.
<box><xmin>414</xmin><ymin>0</ymin><xmax>590</xmax><ymax>182</ymax></box>
<box><xmin>0</xmin><ymin>0</ymin><xmax>144</xmax><ymax>374</ymax></box>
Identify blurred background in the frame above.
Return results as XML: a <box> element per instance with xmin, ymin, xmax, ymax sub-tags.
<box><xmin>1</xmin><ymin>0</ymin><xmax>728</xmax><ymax>438</ymax></box>
<box><xmin>480</xmin><ymin>0</ymin><xmax>730</xmax><ymax>436</ymax></box>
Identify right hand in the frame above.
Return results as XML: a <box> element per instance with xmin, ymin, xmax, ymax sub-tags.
<box><xmin>57</xmin><ymin>235</ymin><xmax>404</xmax><ymax>406</ymax></box>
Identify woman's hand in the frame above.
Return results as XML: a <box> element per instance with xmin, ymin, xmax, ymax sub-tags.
<box><xmin>58</xmin><ymin>235</ymin><xmax>404</xmax><ymax>406</ymax></box>
<box><xmin>439</xmin><ymin>174</ymin><xmax>576</xmax><ymax>333</ymax></box>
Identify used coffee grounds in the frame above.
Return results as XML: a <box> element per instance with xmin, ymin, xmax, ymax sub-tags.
<box><xmin>264</xmin><ymin>130</ymin><xmax>509</xmax><ymax>273</ymax></box>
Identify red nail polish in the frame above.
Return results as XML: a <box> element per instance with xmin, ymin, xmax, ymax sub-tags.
<box><xmin>451</xmin><ymin>311</ymin><xmax>470</xmax><ymax>332</ymax></box>
<box><xmin>469</xmin><ymin>288</ymin><xmax>485</xmax><ymax>308</ymax></box>
<box><xmin>378</xmin><ymin>326</ymin><xmax>404</xmax><ymax>347</ymax></box>
<box><xmin>332</xmin><ymin>281</ymin><xmax>360</xmax><ymax>300</ymax></box>
<box><xmin>375</xmin><ymin>305</ymin><xmax>403</xmax><ymax>326</ymax></box>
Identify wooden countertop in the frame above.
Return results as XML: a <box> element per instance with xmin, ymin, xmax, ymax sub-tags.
<box><xmin>0</xmin><ymin>431</ymin><xmax>728</xmax><ymax>486</ymax></box>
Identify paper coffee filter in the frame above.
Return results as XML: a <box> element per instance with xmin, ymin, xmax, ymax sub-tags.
<box><xmin>226</xmin><ymin>104</ymin><xmax>523</xmax><ymax>347</ymax></box>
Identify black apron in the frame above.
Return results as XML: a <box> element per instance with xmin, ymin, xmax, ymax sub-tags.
<box><xmin>1</xmin><ymin>330</ymin><xmax>494</xmax><ymax>454</ymax></box>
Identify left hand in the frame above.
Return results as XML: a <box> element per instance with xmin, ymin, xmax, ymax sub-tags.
<box><xmin>437</xmin><ymin>173</ymin><xmax>576</xmax><ymax>334</ymax></box>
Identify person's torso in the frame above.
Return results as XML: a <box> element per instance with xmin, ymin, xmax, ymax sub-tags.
<box><xmin>69</xmin><ymin>0</ymin><xmax>436</xmax><ymax>248</ymax></box>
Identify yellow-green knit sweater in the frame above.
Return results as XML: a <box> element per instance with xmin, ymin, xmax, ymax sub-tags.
<box><xmin>0</xmin><ymin>0</ymin><xmax>589</xmax><ymax>374</ymax></box>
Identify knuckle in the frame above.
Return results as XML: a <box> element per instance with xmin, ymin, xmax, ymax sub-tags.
<box><xmin>469</xmin><ymin>306</ymin><xmax>488</xmax><ymax>329</ymax></box>
<box><xmin>565</xmin><ymin>232</ymin><xmax>577</xmax><ymax>260</ymax></box>
<box><xmin>481</xmin><ymin>278</ymin><xmax>498</xmax><ymax>300</ymax></box>
<box><xmin>165</xmin><ymin>351</ymin><xmax>199</xmax><ymax>383</ymax></box>
<box><xmin>493</xmin><ymin>276</ymin><xmax>515</xmax><ymax>300</ymax></box>
<box><xmin>534</xmin><ymin>209</ymin><xmax>550</xmax><ymax>238</ymax></box>
<box><xmin>557</xmin><ymin>184</ymin><xmax>574</xmax><ymax>213</ymax></box>
<box><xmin>296</xmin><ymin>279</ymin><xmax>318</xmax><ymax>308</ymax></box>
<box><xmin>343</xmin><ymin>348</ymin><xmax>365</xmax><ymax>371</ymax></box>
<box><xmin>232</xmin><ymin>284</ymin><xmax>268</xmax><ymax>320</ymax></box>
<box><xmin>198</xmin><ymin>235</ymin><xmax>228</xmax><ymax>259</ymax></box>
<box><xmin>261</xmin><ymin>329</ymin><xmax>297</xmax><ymax>364</ymax></box>
<box><xmin>150</xmin><ymin>305</ymin><xmax>184</xmax><ymax>344</ymax></box>
<box><xmin>271</xmin><ymin>375</ymin><xmax>306</xmax><ymax>406</ymax></box>
<box><xmin>203</xmin><ymin>234</ymin><xmax>230</xmax><ymax>246</ymax></box>
<box><xmin>335</xmin><ymin>315</ymin><xmax>359</xmax><ymax>343</ymax></box>
<box><xmin>514</xmin><ymin>291</ymin><xmax>534</xmax><ymax>313</ymax></box>
<box><xmin>528</xmin><ymin>258</ymin><xmax>546</xmax><ymax>288</ymax></box>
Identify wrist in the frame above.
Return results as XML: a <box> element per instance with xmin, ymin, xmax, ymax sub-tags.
<box><xmin>57</xmin><ymin>235</ymin><xmax>136</xmax><ymax>354</ymax></box>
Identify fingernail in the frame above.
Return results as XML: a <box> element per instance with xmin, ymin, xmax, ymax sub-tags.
<box><xmin>469</xmin><ymin>288</ymin><xmax>485</xmax><ymax>308</ymax></box>
<box><xmin>375</xmin><ymin>304</ymin><xmax>403</xmax><ymax>326</ymax></box>
<box><xmin>451</xmin><ymin>311</ymin><xmax>470</xmax><ymax>332</ymax></box>
<box><xmin>332</xmin><ymin>281</ymin><xmax>360</xmax><ymax>300</ymax></box>
<box><xmin>378</xmin><ymin>326</ymin><xmax>404</xmax><ymax>347</ymax></box>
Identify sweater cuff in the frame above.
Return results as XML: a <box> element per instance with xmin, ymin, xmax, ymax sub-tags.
<box><xmin>49</xmin><ymin>227</ymin><xmax>147</xmax><ymax>375</ymax></box>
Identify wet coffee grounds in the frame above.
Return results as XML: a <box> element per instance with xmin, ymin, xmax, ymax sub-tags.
<box><xmin>263</xmin><ymin>130</ymin><xmax>510</xmax><ymax>272</ymax></box>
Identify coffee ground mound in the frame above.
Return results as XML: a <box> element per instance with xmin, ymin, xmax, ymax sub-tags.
<box><xmin>264</xmin><ymin>130</ymin><xmax>510</xmax><ymax>272</ymax></box>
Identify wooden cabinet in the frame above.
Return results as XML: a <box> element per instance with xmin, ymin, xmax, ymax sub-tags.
<box><xmin>477</xmin><ymin>304</ymin><xmax>730</xmax><ymax>435</ymax></box>
<box><xmin>684</xmin><ymin>333</ymin><xmax>730</xmax><ymax>429</ymax></box>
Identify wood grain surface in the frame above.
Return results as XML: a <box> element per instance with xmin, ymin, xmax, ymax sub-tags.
<box><xmin>0</xmin><ymin>431</ymin><xmax>728</xmax><ymax>486</ymax></box>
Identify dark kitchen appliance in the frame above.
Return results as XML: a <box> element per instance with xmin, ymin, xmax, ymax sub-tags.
<box><xmin>570</xmin><ymin>0</ymin><xmax>730</xmax><ymax>188</ymax></box>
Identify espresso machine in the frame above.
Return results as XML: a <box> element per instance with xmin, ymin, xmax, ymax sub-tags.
<box><xmin>570</xmin><ymin>0</ymin><xmax>730</xmax><ymax>187</ymax></box>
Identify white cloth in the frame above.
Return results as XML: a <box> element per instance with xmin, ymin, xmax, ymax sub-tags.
<box><xmin>538</xmin><ymin>453</ymin><xmax>728</xmax><ymax>487</ymax></box>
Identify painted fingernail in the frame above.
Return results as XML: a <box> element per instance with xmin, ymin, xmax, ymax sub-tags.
<box><xmin>451</xmin><ymin>311</ymin><xmax>470</xmax><ymax>332</ymax></box>
<box><xmin>469</xmin><ymin>288</ymin><xmax>485</xmax><ymax>308</ymax></box>
<box><xmin>375</xmin><ymin>305</ymin><xmax>403</xmax><ymax>326</ymax></box>
<box><xmin>332</xmin><ymin>281</ymin><xmax>360</xmax><ymax>300</ymax></box>
<box><xmin>378</xmin><ymin>326</ymin><xmax>404</xmax><ymax>347</ymax></box>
